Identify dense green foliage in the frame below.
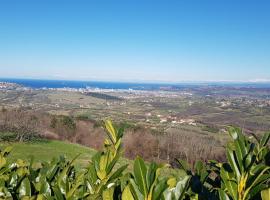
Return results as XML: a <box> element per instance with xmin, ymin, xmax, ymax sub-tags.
<box><xmin>0</xmin><ymin>120</ymin><xmax>269</xmax><ymax>199</ymax></box>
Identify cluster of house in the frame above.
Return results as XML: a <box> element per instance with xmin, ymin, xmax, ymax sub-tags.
<box><xmin>145</xmin><ymin>112</ymin><xmax>197</xmax><ymax>126</ymax></box>
<box><xmin>0</xmin><ymin>82</ymin><xmax>19</xmax><ymax>89</ymax></box>
<box><xmin>216</xmin><ymin>101</ymin><xmax>231</xmax><ymax>107</ymax></box>
<box><xmin>255</xmin><ymin>100</ymin><xmax>270</xmax><ymax>108</ymax></box>
<box><xmin>216</xmin><ymin>98</ymin><xmax>270</xmax><ymax>108</ymax></box>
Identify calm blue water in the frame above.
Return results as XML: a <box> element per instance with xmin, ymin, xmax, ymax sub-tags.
<box><xmin>0</xmin><ymin>78</ymin><xmax>270</xmax><ymax>90</ymax></box>
<box><xmin>0</xmin><ymin>78</ymin><xmax>180</xmax><ymax>90</ymax></box>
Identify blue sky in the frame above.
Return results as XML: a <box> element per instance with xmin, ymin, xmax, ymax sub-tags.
<box><xmin>0</xmin><ymin>0</ymin><xmax>270</xmax><ymax>82</ymax></box>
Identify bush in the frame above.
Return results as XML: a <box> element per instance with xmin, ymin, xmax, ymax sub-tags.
<box><xmin>75</xmin><ymin>114</ymin><xmax>91</xmax><ymax>121</ymax></box>
<box><xmin>0</xmin><ymin>120</ymin><xmax>269</xmax><ymax>199</ymax></box>
<box><xmin>50</xmin><ymin>116</ymin><xmax>57</xmax><ymax>128</ymax></box>
<box><xmin>201</xmin><ymin>124</ymin><xmax>220</xmax><ymax>133</ymax></box>
<box><xmin>0</xmin><ymin>131</ymin><xmax>42</xmax><ymax>142</ymax></box>
<box><xmin>0</xmin><ymin>132</ymin><xmax>17</xmax><ymax>142</ymax></box>
<box><xmin>50</xmin><ymin>115</ymin><xmax>77</xmax><ymax>140</ymax></box>
<box><xmin>61</xmin><ymin>116</ymin><xmax>76</xmax><ymax>130</ymax></box>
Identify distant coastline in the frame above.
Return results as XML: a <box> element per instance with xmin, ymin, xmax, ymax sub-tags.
<box><xmin>1</xmin><ymin>78</ymin><xmax>270</xmax><ymax>90</ymax></box>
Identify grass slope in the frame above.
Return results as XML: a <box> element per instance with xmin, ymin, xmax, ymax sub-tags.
<box><xmin>0</xmin><ymin>139</ymin><xmax>132</xmax><ymax>168</ymax></box>
<box><xmin>0</xmin><ymin>140</ymin><xmax>96</xmax><ymax>167</ymax></box>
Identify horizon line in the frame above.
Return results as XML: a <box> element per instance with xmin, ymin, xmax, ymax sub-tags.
<box><xmin>1</xmin><ymin>77</ymin><xmax>270</xmax><ymax>85</ymax></box>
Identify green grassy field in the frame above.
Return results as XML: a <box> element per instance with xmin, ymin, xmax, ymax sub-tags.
<box><xmin>0</xmin><ymin>140</ymin><xmax>96</xmax><ymax>167</ymax></box>
<box><xmin>0</xmin><ymin>139</ymin><xmax>132</xmax><ymax>169</ymax></box>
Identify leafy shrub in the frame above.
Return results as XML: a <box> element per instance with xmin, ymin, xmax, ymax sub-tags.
<box><xmin>75</xmin><ymin>114</ymin><xmax>91</xmax><ymax>121</ymax></box>
<box><xmin>61</xmin><ymin>116</ymin><xmax>76</xmax><ymax>130</ymax></box>
<box><xmin>0</xmin><ymin>132</ymin><xmax>17</xmax><ymax>142</ymax></box>
<box><xmin>0</xmin><ymin>131</ymin><xmax>42</xmax><ymax>142</ymax></box>
<box><xmin>0</xmin><ymin>120</ymin><xmax>269</xmax><ymax>199</ymax></box>
<box><xmin>218</xmin><ymin>128</ymin><xmax>270</xmax><ymax>200</ymax></box>
<box><xmin>50</xmin><ymin>116</ymin><xmax>58</xmax><ymax>128</ymax></box>
<box><xmin>202</xmin><ymin>124</ymin><xmax>220</xmax><ymax>133</ymax></box>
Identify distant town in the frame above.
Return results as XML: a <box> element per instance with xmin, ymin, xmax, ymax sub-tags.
<box><xmin>1</xmin><ymin>80</ymin><xmax>270</xmax><ymax>133</ymax></box>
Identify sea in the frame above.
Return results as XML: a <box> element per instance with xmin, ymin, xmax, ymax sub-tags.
<box><xmin>0</xmin><ymin>78</ymin><xmax>270</xmax><ymax>90</ymax></box>
<box><xmin>0</xmin><ymin>78</ymin><xmax>197</xmax><ymax>90</ymax></box>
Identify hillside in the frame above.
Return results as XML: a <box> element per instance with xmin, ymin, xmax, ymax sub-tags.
<box><xmin>0</xmin><ymin>120</ymin><xmax>268</xmax><ymax>199</ymax></box>
<box><xmin>0</xmin><ymin>140</ymin><xmax>131</xmax><ymax>168</ymax></box>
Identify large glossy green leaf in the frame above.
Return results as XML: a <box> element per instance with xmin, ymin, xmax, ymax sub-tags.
<box><xmin>108</xmin><ymin>164</ymin><xmax>128</xmax><ymax>183</ymax></box>
<box><xmin>151</xmin><ymin>178</ymin><xmax>167</xmax><ymax>200</ymax></box>
<box><xmin>245</xmin><ymin>167</ymin><xmax>270</xmax><ymax>198</ymax></box>
<box><xmin>0</xmin><ymin>154</ymin><xmax>6</xmax><ymax>169</ymax></box>
<box><xmin>226</xmin><ymin>147</ymin><xmax>241</xmax><ymax>182</ymax></box>
<box><xmin>39</xmin><ymin>179</ymin><xmax>51</xmax><ymax>196</ymax></box>
<box><xmin>176</xmin><ymin>160</ymin><xmax>190</xmax><ymax>172</ymax></box>
<box><xmin>248</xmin><ymin>183</ymin><xmax>269</xmax><ymax>199</ymax></box>
<box><xmin>106</xmin><ymin>153</ymin><xmax>121</xmax><ymax>175</ymax></box>
<box><xmin>229</xmin><ymin>128</ymin><xmax>249</xmax><ymax>173</ymax></box>
<box><xmin>45</xmin><ymin>162</ymin><xmax>59</xmax><ymax>181</ymax></box>
<box><xmin>56</xmin><ymin>155</ymin><xmax>79</xmax><ymax>196</ymax></box>
<box><xmin>177</xmin><ymin>176</ymin><xmax>190</xmax><ymax>200</ymax></box>
<box><xmin>218</xmin><ymin>189</ymin><xmax>230</xmax><ymax>200</ymax></box>
<box><xmin>260</xmin><ymin>132</ymin><xmax>270</xmax><ymax>147</ymax></box>
<box><xmin>130</xmin><ymin>179</ymin><xmax>144</xmax><ymax>200</ymax></box>
<box><xmin>122</xmin><ymin>185</ymin><xmax>135</xmax><ymax>200</ymax></box>
<box><xmin>52</xmin><ymin>186</ymin><xmax>64</xmax><ymax>200</ymax></box>
<box><xmin>66</xmin><ymin>173</ymin><xmax>85</xmax><ymax>198</ymax></box>
<box><xmin>220</xmin><ymin>166</ymin><xmax>238</xmax><ymax>200</ymax></box>
<box><xmin>146</xmin><ymin>163</ymin><xmax>158</xmax><ymax>191</ymax></box>
<box><xmin>19</xmin><ymin>178</ymin><xmax>31</xmax><ymax>198</ymax></box>
<box><xmin>104</xmin><ymin>120</ymin><xmax>117</xmax><ymax>144</ymax></box>
<box><xmin>164</xmin><ymin>176</ymin><xmax>190</xmax><ymax>200</ymax></box>
<box><xmin>261</xmin><ymin>188</ymin><xmax>270</xmax><ymax>200</ymax></box>
<box><xmin>133</xmin><ymin>157</ymin><xmax>148</xmax><ymax>197</ymax></box>
<box><xmin>102</xmin><ymin>187</ymin><xmax>115</xmax><ymax>200</ymax></box>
